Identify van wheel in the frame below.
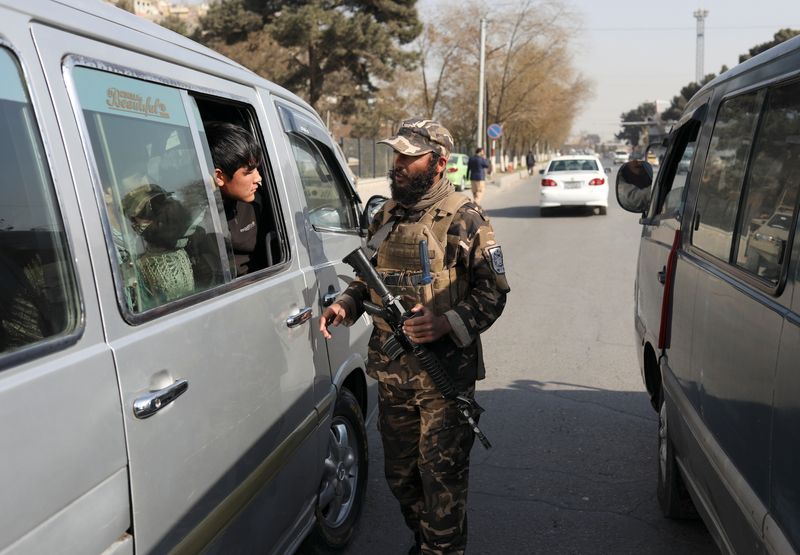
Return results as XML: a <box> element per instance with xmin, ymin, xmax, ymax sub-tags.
<box><xmin>598</xmin><ymin>206</ymin><xmax>607</xmax><ymax>215</ymax></box>
<box><xmin>657</xmin><ymin>394</ymin><xmax>697</xmax><ymax>519</ymax></box>
<box><xmin>306</xmin><ymin>388</ymin><xmax>368</xmax><ymax>552</ymax></box>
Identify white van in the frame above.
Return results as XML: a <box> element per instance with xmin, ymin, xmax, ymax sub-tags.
<box><xmin>617</xmin><ymin>34</ymin><xmax>800</xmax><ymax>555</ymax></box>
<box><xmin>0</xmin><ymin>1</ymin><xmax>376</xmax><ymax>553</ymax></box>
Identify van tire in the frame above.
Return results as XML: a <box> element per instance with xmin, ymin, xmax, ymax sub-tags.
<box><xmin>598</xmin><ymin>206</ymin><xmax>607</xmax><ymax>215</ymax></box>
<box><xmin>657</xmin><ymin>394</ymin><xmax>697</xmax><ymax>519</ymax></box>
<box><xmin>306</xmin><ymin>388</ymin><xmax>368</xmax><ymax>552</ymax></box>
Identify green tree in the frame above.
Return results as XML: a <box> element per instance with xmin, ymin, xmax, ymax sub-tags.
<box><xmin>661</xmin><ymin>69</ymin><xmax>723</xmax><ymax>122</ymax></box>
<box><xmin>159</xmin><ymin>14</ymin><xmax>190</xmax><ymax>37</ymax></box>
<box><xmin>115</xmin><ymin>0</ymin><xmax>134</xmax><ymax>13</ymax></box>
<box><xmin>195</xmin><ymin>0</ymin><xmax>421</xmax><ymax>113</ymax></box>
<box><xmin>195</xmin><ymin>0</ymin><xmax>263</xmax><ymax>45</ymax></box>
<box><xmin>739</xmin><ymin>28</ymin><xmax>800</xmax><ymax>63</ymax></box>
<box><xmin>616</xmin><ymin>102</ymin><xmax>655</xmax><ymax>147</ymax></box>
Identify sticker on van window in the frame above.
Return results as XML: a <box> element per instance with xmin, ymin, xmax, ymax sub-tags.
<box><xmin>0</xmin><ymin>49</ymin><xmax>28</xmax><ymax>103</ymax></box>
<box><xmin>72</xmin><ymin>67</ymin><xmax>188</xmax><ymax>127</ymax></box>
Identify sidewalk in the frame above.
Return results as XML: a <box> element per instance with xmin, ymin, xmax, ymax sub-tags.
<box><xmin>355</xmin><ymin>169</ymin><xmax>529</xmax><ymax>201</ymax></box>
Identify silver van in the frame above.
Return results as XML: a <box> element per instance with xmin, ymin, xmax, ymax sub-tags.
<box><xmin>0</xmin><ymin>1</ymin><xmax>376</xmax><ymax>553</ymax></box>
<box><xmin>617</xmin><ymin>34</ymin><xmax>800</xmax><ymax>554</ymax></box>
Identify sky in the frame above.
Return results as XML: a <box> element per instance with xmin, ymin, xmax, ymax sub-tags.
<box><xmin>415</xmin><ymin>0</ymin><xmax>800</xmax><ymax>142</ymax></box>
<box><xmin>182</xmin><ymin>0</ymin><xmax>799</xmax><ymax>143</ymax></box>
<box><xmin>542</xmin><ymin>0</ymin><xmax>800</xmax><ymax>141</ymax></box>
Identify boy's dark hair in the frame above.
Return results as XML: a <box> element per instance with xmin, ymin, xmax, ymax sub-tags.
<box><xmin>205</xmin><ymin>121</ymin><xmax>263</xmax><ymax>178</ymax></box>
<box><xmin>475</xmin><ymin>147</ymin><xmax>483</xmax><ymax>154</ymax></box>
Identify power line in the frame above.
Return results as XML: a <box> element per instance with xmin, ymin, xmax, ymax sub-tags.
<box><xmin>584</xmin><ymin>24</ymin><xmax>799</xmax><ymax>32</ymax></box>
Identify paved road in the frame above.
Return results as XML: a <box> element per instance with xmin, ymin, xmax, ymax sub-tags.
<box><xmin>338</xmin><ymin>169</ymin><xmax>717</xmax><ymax>555</ymax></box>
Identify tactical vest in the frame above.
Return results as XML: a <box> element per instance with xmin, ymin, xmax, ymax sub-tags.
<box><xmin>370</xmin><ymin>193</ymin><xmax>471</xmax><ymax>332</ymax></box>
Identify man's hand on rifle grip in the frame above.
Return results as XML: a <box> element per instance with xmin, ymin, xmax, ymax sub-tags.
<box><xmin>403</xmin><ymin>304</ymin><xmax>452</xmax><ymax>344</ymax></box>
<box><xmin>320</xmin><ymin>302</ymin><xmax>347</xmax><ymax>340</ymax></box>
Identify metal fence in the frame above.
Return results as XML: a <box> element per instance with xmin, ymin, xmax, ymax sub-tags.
<box><xmin>339</xmin><ymin>138</ymin><xmax>472</xmax><ymax>179</ymax></box>
<box><xmin>339</xmin><ymin>138</ymin><xmax>393</xmax><ymax>180</ymax></box>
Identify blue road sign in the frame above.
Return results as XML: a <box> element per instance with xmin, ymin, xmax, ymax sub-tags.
<box><xmin>487</xmin><ymin>123</ymin><xmax>503</xmax><ymax>139</ymax></box>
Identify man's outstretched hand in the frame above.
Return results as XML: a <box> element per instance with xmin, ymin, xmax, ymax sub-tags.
<box><xmin>319</xmin><ymin>303</ymin><xmax>347</xmax><ymax>340</ymax></box>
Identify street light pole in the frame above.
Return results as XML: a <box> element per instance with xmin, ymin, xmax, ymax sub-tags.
<box><xmin>476</xmin><ymin>17</ymin><xmax>486</xmax><ymax>150</ymax></box>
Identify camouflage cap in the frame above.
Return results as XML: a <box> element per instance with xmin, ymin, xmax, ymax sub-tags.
<box><xmin>379</xmin><ymin>118</ymin><xmax>454</xmax><ymax>158</ymax></box>
<box><xmin>122</xmin><ymin>183</ymin><xmax>170</xmax><ymax>219</ymax></box>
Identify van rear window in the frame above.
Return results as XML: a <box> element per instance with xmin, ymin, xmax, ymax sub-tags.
<box><xmin>0</xmin><ymin>48</ymin><xmax>78</xmax><ymax>357</ymax></box>
<box><xmin>734</xmin><ymin>80</ymin><xmax>800</xmax><ymax>284</ymax></box>
<box><xmin>692</xmin><ymin>92</ymin><xmax>762</xmax><ymax>261</ymax></box>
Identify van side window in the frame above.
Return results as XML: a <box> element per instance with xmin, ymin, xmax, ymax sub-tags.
<box><xmin>735</xmin><ymin>81</ymin><xmax>800</xmax><ymax>284</ymax></box>
<box><xmin>288</xmin><ymin>134</ymin><xmax>358</xmax><ymax>230</ymax></box>
<box><xmin>654</xmin><ymin>126</ymin><xmax>699</xmax><ymax>216</ymax></box>
<box><xmin>72</xmin><ymin>68</ymin><xmax>228</xmax><ymax>313</ymax></box>
<box><xmin>0</xmin><ymin>48</ymin><xmax>78</xmax><ymax>355</ymax></box>
<box><xmin>692</xmin><ymin>92</ymin><xmax>762</xmax><ymax>261</ymax></box>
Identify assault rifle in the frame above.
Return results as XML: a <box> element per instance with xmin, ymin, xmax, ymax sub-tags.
<box><xmin>342</xmin><ymin>245</ymin><xmax>492</xmax><ymax>449</ymax></box>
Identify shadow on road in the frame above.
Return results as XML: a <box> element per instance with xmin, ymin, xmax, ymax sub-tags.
<box><xmin>334</xmin><ymin>378</ymin><xmax>716</xmax><ymax>555</ymax></box>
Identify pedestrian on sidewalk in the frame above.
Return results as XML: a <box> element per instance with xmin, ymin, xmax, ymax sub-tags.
<box><xmin>526</xmin><ymin>149</ymin><xmax>536</xmax><ymax>175</ymax></box>
<box><xmin>319</xmin><ymin>118</ymin><xmax>510</xmax><ymax>555</ymax></box>
<box><xmin>466</xmin><ymin>147</ymin><xmax>490</xmax><ymax>207</ymax></box>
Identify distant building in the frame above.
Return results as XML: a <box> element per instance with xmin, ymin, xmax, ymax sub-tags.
<box><xmin>106</xmin><ymin>0</ymin><xmax>208</xmax><ymax>29</ymax></box>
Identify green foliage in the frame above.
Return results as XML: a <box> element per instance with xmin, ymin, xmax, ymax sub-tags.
<box><xmin>115</xmin><ymin>0</ymin><xmax>134</xmax><ymax>13</ymax></box>
<box><xmin>196</xmin><ymin>0</ymin><xmax>263</xmax><ymax>45</ymax></box>
<box><xmin>159</xmin><ymin>14</ymin><xmax>190</xmax><ymax>37</ymax></box>
<box><xmin>195</xmin><ymin>0</ymin><xmax>421</xmax><ymax>112</ymax></box>
<box><xmin>661</xmin><ymin>70</ymin><xmax>721</xmax><ymax>122</ymax></box>
<box><xmin>739</xmin><ymin>28</ymin><xmax>800</xmax><ymax>63</ymax></box>
<box><xmin>616</xmin><ymin>102</ymin><xmax>655</xmax><ymax>147</ymax></box>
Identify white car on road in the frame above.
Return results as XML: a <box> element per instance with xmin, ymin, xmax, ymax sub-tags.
<box><xmin>613</xmin><ymin>150</ymin><xmax>629</xmax><ymax>164</ymax></box>
<box><xmin>539</xmin><ymin>156</ymin><xmax>609</xmax><ymax>216</ymax></box>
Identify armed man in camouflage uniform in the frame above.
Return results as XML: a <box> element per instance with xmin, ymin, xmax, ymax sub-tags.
<box><xmin>320</xmin><ymin>118</ymin><xmax>509</xmax><ymax>555</ymax></box>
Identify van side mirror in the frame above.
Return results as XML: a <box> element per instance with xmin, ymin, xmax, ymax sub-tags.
<box><xmin>616</xmin><ymin>160</ymin><xmax>653</xmax><ymax>214</ymax></box>
<box><xmin>361</xmin><ymin>194</ymin><xmax>388</xmax><ymax>233</ymax></box>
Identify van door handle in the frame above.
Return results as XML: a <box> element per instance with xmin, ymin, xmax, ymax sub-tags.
<box><xmin>286</xmin><ymin>307</ymin><xmax>313</xmax><ymax>328</ymax></box>
<box><xmin>322</xmin><ymin>291</ymin><xmax>340</xmax><ymax>307</ymax></box>
<box><xmin>133</xmin><ymin>379</ymin><xmax>188</xmax><ymax>419</ymax></box>
<box><xmin>657</xmin><ymin>266</ymin><xmax>667</xmax><ymax>284</ymax></box>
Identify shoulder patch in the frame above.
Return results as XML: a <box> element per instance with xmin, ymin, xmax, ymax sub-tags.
<box><xmin>487</xmin><ymin>246</ymin><xmax>505</xmax><ymax>274</ymax></box>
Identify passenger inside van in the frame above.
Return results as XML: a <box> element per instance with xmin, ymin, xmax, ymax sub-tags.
<box><xmin>205</xmin><ymin>121</ymin><xmax>273</xmax><ymax>276</ymax></box>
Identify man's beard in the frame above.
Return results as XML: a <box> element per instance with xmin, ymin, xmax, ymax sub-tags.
<box><xmin>388</xmin><ymin>157</ymin><xmax>439</xmax><ymax>206</ymax></box>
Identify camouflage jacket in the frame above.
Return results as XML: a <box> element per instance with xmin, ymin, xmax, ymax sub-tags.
<box><xmin>337</xmin><ymin>192</ymin><xmax>509</xmax><ymax>388</ymax></box>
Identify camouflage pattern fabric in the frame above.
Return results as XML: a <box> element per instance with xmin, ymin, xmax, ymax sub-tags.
<box><xmin>335</xmin><ymin>189</ymin><xmax>509</xmax><ymax>553</ymax></box>
<box><xmin>378</xmin><ymin>380</ymin><xmax>476</xmax><ymax>555</ymax></box>
<box><xmin>379</xmin><ymin>118</ymin><xmax>455</xmax><ymax>159</ymax></box>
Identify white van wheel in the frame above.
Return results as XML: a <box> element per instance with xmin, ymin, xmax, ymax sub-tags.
<box><xmin>657</xmin><ymin>395</ymin><xmax>697</xmax><ymax>519</ymax></box>
<box><xmin>307</xmin><ymin>389</ymin><xmax>368</xmax><ymax>551</ymax></box>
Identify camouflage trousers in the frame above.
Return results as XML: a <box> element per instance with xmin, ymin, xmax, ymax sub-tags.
<box><xmin>377</xmin><ymin>380</ymin><xmax>476</xmax><ymax>555</ymax></box>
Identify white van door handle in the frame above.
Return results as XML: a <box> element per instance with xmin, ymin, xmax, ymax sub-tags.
<box><xmin>133</xmin><ymin>379</ymin><xmax>188</xmax><ymax>419</ymax></box>
<box><xmin>286</xmin><ymin>307</ymin><xmax>313</xmax><ymax>328</ymax></box>
<box><xmin>322</xmin><ymin>291</ymin><xmax>340</xmax><ymax>307</ymax></box>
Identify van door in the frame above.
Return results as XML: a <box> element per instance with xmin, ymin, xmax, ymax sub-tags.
<box><xmin>0</xmin><ymin>39</ymin><xmax>128</xmax><ymax>553</ymax></box>
<box><xmin>688</xmin><ymin>84</ymin><xmax>800</xmax><ymax>549</ymax></box>
<box><xmin>273</xmin><ymin>102</ymin><xmax>371</xmax><ymax>384</ymax></box>
<box><xmin>32</xmin><ymin>25</ymin><xmax>320</xmax><ymax>552</ymax></box>
<box><xmin>635</xmin><ymin>107</ymin><xmax>704</xmax><ymax>407</ymax></box>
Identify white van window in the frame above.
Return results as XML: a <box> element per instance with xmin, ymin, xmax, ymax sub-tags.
<box><xmin>72</xmin><ymin>68</ymin><xmax>228</xmax><ymax>314</ymax></box>
<box><xmin>0</xmin><ymin>48</ymin><xmax>78</xmax><ymax>355</ymax></box>
<box><xmin>289</xmin><ymin>133</ymin><xmax>358</xmax><ymax>230</ymax></box>
<box><xmin>735</xmin><ymin>81</ymin><xmax>800</xmax><ymax>284</ymax></box>
<box><xmin>692</xmin><ymin>92</ymin><xmax>762</xmax><ymax>261</ymax></box>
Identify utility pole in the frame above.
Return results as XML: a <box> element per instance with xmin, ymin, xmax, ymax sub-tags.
<box><xmin>694</xmin><ymin>9</ymin><xmax>709</xmax><ymax>83</ymax></box>
<box><xmin>476</xmin><ymin>17</ymin><xmax>486</xmax><ymax>150</ymax></box>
